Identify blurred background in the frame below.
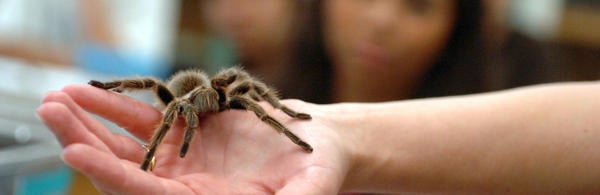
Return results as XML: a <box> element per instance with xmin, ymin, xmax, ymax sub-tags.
<box><xmin>0</xmin><ymin>0</ymin><xmax>598</xmax><ymax>194</ymax></box>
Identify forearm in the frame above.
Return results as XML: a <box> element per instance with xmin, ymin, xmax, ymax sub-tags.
<box><xmin>336</xmin><ymin>82</ymin><xmax>600</xmax><ymax>193</ymax></box>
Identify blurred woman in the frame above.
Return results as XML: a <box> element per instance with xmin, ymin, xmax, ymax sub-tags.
<box><xmin>321</xmin><ymin>0</ymin><xmax>480</xmax><ymax>102</ymax></box>
<box><xmin>204</xmin><ymin>0</ymin><xmax>504</xmax><ymax>102</ymax></box>
<box><xmin>298</xmin><ymin>0</ymin><xmax>560</xmax><ymax>103</ymax></box>
<box><xmin>203</xmin><ymin>0</ymin><xmax>579</xmax><ymax>104</ymax></box>
<box><xmin>300</xmin><ymin>0</ymin><xmax>590</xmax><ymax>104</ymax></box>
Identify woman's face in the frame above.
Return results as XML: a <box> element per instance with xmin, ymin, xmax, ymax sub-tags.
<box><xmin>323</xmin><ymin>0</ymin><xmax>456</xmax><ymax>75</ymax></box>
<box><xmin>204</xmin><ymin>0</ymin><xmax>295</xmax><ymax>60</ymax></box>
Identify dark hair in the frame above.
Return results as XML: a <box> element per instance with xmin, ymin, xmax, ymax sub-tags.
<box><xmin>414</xmin><ymin>0</ymin><xmax>486</xmax><ymax>98</ymax></box>
<box><xmin>292</xmin><ymin>0</ymin><xmax>485</xmax><ymax>103</ymax></box>
<box><xmin>288</xmin><ymin>0</ymin><xmax>332</xmax><ymax>103</ymax></box>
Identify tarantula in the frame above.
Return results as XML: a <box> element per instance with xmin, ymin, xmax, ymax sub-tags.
<box><xmin>89</xmin><ymin>67</ymin><xmax>313</xmax><ymax>171</ymax></box>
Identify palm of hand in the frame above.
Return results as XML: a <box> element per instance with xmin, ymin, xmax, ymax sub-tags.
<box><xmin>38</xmin><ymin>85</ymin><xmax>347</xmax><ymax>194</ymax></box>
<box><xmin>149</xmin><ymin>107</ymin><xmax>344</xmax><ymax>194</ymax></box>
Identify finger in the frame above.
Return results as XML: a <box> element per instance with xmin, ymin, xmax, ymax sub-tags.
<box><xmin>61</xmin><ymin>84</ymin><xmax>162</xmax><ymax>141</ymax></box>
<box><xmin>41</xmin><ymin>91</ymin><xmax>145</xmax><ymax>163</ymax></box>
<box><xmin>62</xmin><ymin>143</ymin><xmax>195</xmax><ymax>195</ymax></box>
<box><xmin>37</xmin><ymin>102</ymin><xmax>111</xmax><ymax>152</ymax></box>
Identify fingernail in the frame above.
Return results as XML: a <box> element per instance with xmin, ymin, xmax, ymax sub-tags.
<box><xmin>61</xmin><ymin>145</ymin><xmax>75</xmax><ymax>167</ymax></box>
<box><xmin>35</xmin><ymin>106</ymin><xmax>46</xmax><ymax>123</ymax></box>
<box><xmin>60</xmin><ymin>150</ymin><xmax>69</xmax><ymax>166</ymax></box>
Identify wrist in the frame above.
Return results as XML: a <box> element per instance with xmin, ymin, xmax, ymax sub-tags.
<box><xmin>313</xmin><ymin>101</ymin><xmax>423</xmax><ymax>193</ymax></box>
<box><xmin>326</xmin><ymin>101</ymin><xmax>423</xmax><ymax>193</ymax></box>
<box><xmin>321</xmin><ymin>103</ymin><xmax>384</xmax><ymax>191</ymax></box>
<box><xmin>282</xmin><ymin>100</ymin><xmax>367</xmax><ymax>191</ymax></box>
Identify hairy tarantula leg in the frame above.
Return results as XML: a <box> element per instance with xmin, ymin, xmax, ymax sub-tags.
<box><xmin>251</xmin><ymin>83</ymin><xmax>311</xmax><ymax>119</ymax></box>
<box><xmin>142</xmin><ymin>144</ymin><xmax>156</xmax><ymax>171</ymax></box>
<box><xmin>89</xmin><ymin>80</ymin><xmax>122</xmax><ymax>91</ymax></box>
<box><xmin>88</xmin><ymin>78</ymin><xmax>175</xmax><ymax>105</ymax></box>
<box><xmin>228</xmin><ymin>81</ymin><xmax>252</xmax><ymax>96</ymax></box>
<box><xmin>141</xmin><ymin>102</ymin><xmax>180</xmax><ymax>171</ymax></box>
<box><xmin>249</xmin><ymin>92</ymin><xmax>262</xmax><ymax>101</ymax></box>
<box><xmin>179</xmin><ymin>103</ymin><xmax>199</xmax><ymax>158</ymax></box>
<box><xmin>228</xmin><ymin>96</ymin><xmax>313</xmax><ymax>153</ymax></box>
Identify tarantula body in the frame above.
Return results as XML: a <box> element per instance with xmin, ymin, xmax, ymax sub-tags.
<box><xmin>89</xmin><ymin>67</ymin><xmax>313</xmax><ymax>171</ymax></box>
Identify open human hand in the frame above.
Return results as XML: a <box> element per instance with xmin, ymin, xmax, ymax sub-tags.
<box><xmin>37</xmin><ymin>84</ymin><xmax>351</xmax><ymax>194</ymax></box>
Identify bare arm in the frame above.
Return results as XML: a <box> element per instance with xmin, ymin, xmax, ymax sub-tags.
<box><xmin>40</xmin><ymin>82</ymin><xmax>600</xmax><ymax>194</ymax></box>
<box><xmin>332</xmin><ymin>82</ymin><xmax>600</xmax><ymax>193</ymax></box>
